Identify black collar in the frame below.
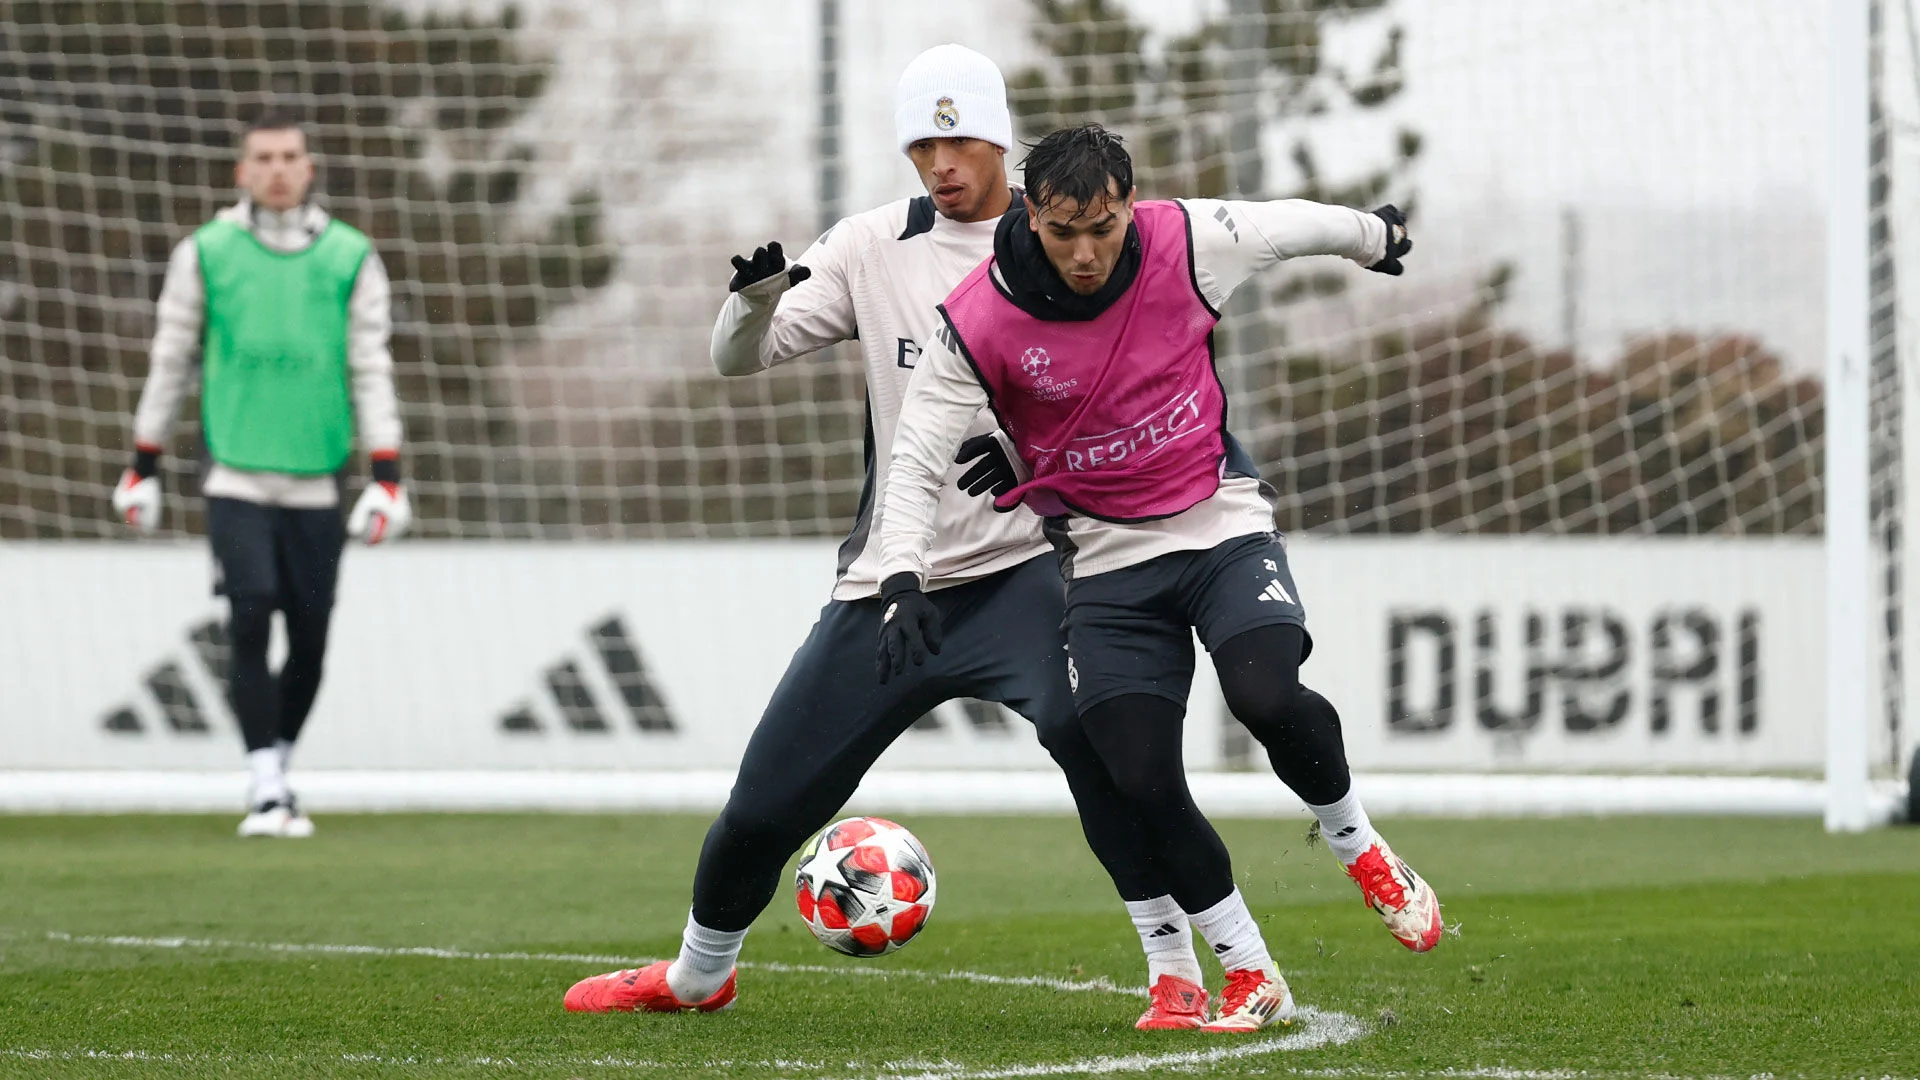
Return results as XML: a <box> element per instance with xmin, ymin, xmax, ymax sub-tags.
<box><xmin>991</xmin><ymin>205</ymin><xmax>1142</xmax><ymax>322</ymax></box>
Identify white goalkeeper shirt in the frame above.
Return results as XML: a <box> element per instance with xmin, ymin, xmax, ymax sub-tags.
<box><xmin>132</xmin><ymin>200</ymin><xmax>402</xmax><ymax>509</ymax></box>
<box><xmin>710</xmin><ymin>193</ymin><xmax>1049</xmax><ymax>601</ymax></box>
<box><xmin>878</xmin><ymin>198</ymin><xmax>1390</xmax><ymax>582</ymax></box>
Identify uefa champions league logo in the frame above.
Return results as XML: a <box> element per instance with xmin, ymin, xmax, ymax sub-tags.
<box><xmin>1019</xmin><ymin>346</ymin><xmax>1077</xmax><ymax>402</ymax></box>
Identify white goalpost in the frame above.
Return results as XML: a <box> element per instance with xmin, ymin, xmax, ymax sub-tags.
<box><xmin>1827</xmin><ymin>0</ymin><xmax>1876</xmax><ymax>833</ymax></box>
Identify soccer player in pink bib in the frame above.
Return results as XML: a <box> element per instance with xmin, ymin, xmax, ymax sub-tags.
<box><xmin>876</xmin><ymin>124</ymin><xmax>1443</xmax><ymax>1033</ymax></box>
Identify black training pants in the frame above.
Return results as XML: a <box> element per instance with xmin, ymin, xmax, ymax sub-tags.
<box><xmin>689</xmin><ymin>555</ymin><xmax>1167</xmax><ymax>932</ymax></box>
<box><xmin>205</xmin><ymin>496</ymin><xmax>346</xmax><ymax>754</ymax></box>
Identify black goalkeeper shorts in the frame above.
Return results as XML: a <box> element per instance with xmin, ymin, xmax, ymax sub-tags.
<box><xmin>1061</xmin><ymin>531</ymin><xmax>1311</xmax><ymax>712</ymax></box>
<box><xmin>205</xmin><ymin>496</ymin><xmax>346</xmax><ymax>615</ymax></box>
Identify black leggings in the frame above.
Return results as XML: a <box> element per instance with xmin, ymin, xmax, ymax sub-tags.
<box><xmin>1078</xmin><ymin>623</ymin><xmax>1351</xmax><ymax>912</ymax></box>
<box><xmin>1214</xmin><ymin>624</ymin><xmax>1352</xmax><ymax>806</ymax></box>
<box><xmin>229</xmin><ymin>595</ymin><xmax>332</xmax><ymax>753</ymax></box>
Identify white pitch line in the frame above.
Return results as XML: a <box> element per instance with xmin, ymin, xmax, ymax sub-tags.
<box><xmin>39</xmin><ymin>931</ymin><xmax>1145</xmax><ymax>998</ymax></box>
<box><xmin>9</xmin><ymin>1048</ymin><xmax>1908</xmax><ymax>1080</ymax></box>
<box><xmin>1</xmin><ymin>1012</ymin><xmax>1367</xmax><ymax>1080</ymax></box>
<box><xmin>1319</xmin><ymin>1070</ymin><xmax>1920</xmax><ymax>1080</ymax></box>
<box><xmin>0</xmin><ymin>1047</ymin><xmax>756</xmax><ymax>1071</ymax></box>
<box><xmin>854</xmin><ymin>1007</ymin><xmax>1367</xmax><ymax>1080</ymax></box>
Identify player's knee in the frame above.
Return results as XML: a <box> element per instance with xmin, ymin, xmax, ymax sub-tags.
<box><xmin>1294</xmin><ymin>686</ymin><xmax>1343</xmax><ymax>735</ymax></box>
<box><xmin>227</xmin><ymin>595</ymin><xmax>275</xmax><ymax>654</ymax></box>
<box><xmin>715</xmin><ymin>799</ymin><xmax>811</xmax><ymax>854</ymax></box>
<box><xmin>1219</xmin><ymin>667</ymin><xmax>1303</xmax><ymax>733</ymax></box>
<box><xmin>281</xmin><ymin>625</ymin><xmax>328</xmax><ymax>675</ymax></box>
<box><xmin>1100</xmin><ymin>753</ymin><xmax>1185</xmax><ymax>811</ymax></box>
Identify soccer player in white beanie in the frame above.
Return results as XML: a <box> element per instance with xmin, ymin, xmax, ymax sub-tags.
<box><xmin>892</xmin><ymin>42</ymin><xmax>1015</xmax><ymax>157</ymax></box>
<box><xmin>563</xmin><ymin>45</ymin><xmax>1211</xmax><ymax>1033</ymax></box>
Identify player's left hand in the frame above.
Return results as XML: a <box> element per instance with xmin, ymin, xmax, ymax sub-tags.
<box><xmin>347</xmin><ymin>481</ymin><xmax>412</xmax><ymax>545</ymax></box>
<box><xmin>877</xmin><ymin>572</ymin><xmax>943</xmax><ymax>683</ymax></box>
<box><xmin>955</xmin><ymin>434</ymin><xmax>1018</xmax><ymax>501</ymax></box>
<box><xmin>728</xmin><ymin>241</ymin><xmax>813</xmax><ymax>293</ymax></box>
<box><xmin>1368</xmin><ymin>205</ymin><xmax>1411</xmax><ymax>276</ymax></box>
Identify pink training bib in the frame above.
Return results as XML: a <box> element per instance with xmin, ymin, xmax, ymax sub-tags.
<box><xmin>939</xmin><ymin>200</ymin><xmax>1225</xmax><ymax>521</ymax></box>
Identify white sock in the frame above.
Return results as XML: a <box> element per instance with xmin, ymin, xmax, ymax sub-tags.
<box><xmin>247</xmin><ymin>748</ymin><xmax>287</xmax><ymax>805</ymax></box>
<box><xmin>665</xmin><ymin>912</ymin><xmax>746</xmax><ymax>1004</ymax></box>
<box><xmin>1307</xmin><ymin>787</ymin><xmax>1376</xmax><ymax>864</ymax></box>
<box><xmin>1188</xmin><ymin>888</ymin><xmax>1275</xmax><ymax>975</ymax></box>
<box><xmin>275</xmin><ymin>738</ymin><xmax>294</xmax><ymax>774</ymax></box>
<box><xmin>1124</xmin><ymin>895</ymin><xmax>1203</xmax><ymax>987</ymax></box>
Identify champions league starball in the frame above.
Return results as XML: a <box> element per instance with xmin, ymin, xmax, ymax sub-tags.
<box><xmin>793</xmin><ymin>816</ymin><xmax>936</xmax><ymax>957</ymax></box>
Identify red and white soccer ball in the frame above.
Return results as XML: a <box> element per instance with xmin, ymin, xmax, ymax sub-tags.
<box><xmin>794</xmin><ymin>816</ymin><xmax>936</xmax><ymax>957</ymax></box>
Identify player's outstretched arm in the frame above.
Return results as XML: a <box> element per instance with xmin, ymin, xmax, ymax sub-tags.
<box><xmin>709</xmin><ymin>230</ymin><xmax>856</xmax><ymax>377</ymax></box>
<box><xmin>1183</xmin><ymin>197</ymin><xmax>1412</xmax><ymax>310</ymax></box>
<box><xmin>114</xmin><ymin>238</ymin><xmax>205</xmax><ymax>533</ymax></box>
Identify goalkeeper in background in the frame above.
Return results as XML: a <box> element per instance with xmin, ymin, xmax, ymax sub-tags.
<box><xmin>112</xmin><ymin>109</ymin><xmax>410</xmax><ymax>839</ymax></box>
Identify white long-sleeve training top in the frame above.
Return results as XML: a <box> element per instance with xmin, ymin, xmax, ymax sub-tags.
<box><xmin>878</xmin><ymin>198</ymin><xmax>1389</xmax><ymax>583</ymax></box>
<box><xmin>132</xmin><ymin>200</ymin><xmax>402</xmax><ymax>509</ymax></box>
<box><xmin>710</xmin><ymin>194</ymin><xmax>1051</xmax><ymax>600</ymax></box>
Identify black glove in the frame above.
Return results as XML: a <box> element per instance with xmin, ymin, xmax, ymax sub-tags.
<box><xmin>876</xmin><ymin>572</ymin><xmax>943</xmax><ymax>683</ymax></box>
<box><xmin>728</xmin><ymin>241</ymin><xmax>813</xmax><ymax>292</ymax></box>
<box><xmin>955</xmin><ymin>433</ymin><xmax>1018</xmax><ymax>501</ymax></box>
<box><xmin>1368</xmin><ymin>205</ymin><xmax>1411</xmax><ymax>276</ymax></box>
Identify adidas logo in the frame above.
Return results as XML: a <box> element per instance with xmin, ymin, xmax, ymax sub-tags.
<box><xmin>94</xmin><ymin>611</ymin><xmax>678</xmax><ymax>741</ymax></box>
<box><xmin>101</xmin><ymin>615</ymin><xmax>231</xmax><ymax>736</ymax></box>
<box><xmin>1257</xmin><ymin>579</ymin><xmax>1294</xmax><ymax>604</ymax></box>
<box><xmin>500</xmin><ymin>615</ymin><xmax>677</xmax><ymax>735</ymax></box>
<box><xmin>1147</xmin><ymin>923</ymin><xmax>1183</xmax><ymax>938</ymax></box>
<box><xmin>1213</xmin><ymin>204</ymin><xmax>1240</xmax><ymax>242</ymax></box>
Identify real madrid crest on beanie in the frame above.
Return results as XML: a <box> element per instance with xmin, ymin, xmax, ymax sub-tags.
<box><xmin>894</xmin><ymin>44</ymin><xmax>1014</xmax><ymax>153</ymax></box>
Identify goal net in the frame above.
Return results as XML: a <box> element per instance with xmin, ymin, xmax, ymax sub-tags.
<box><xmin>0</xmin><ymin>0</ymin><xmax>1911</xmax><ymax>817</ymax></box>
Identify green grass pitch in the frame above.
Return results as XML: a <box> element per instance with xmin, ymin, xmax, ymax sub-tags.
<box><xmin>1</xmin><ymin>812</ymin><xmax>1916</xmax><ymax>1079</ymax></box>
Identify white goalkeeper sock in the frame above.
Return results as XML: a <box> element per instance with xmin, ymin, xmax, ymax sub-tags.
<box><xmin>1124</xmin><ymin>894</ymin><xmax>1203</xmax><ymax>987</ymax></box>
<box><xmin>275</xmin><ymin>738</ymin><xmax>294</xmax><ymax>775</ymax></box>
<box><xmin>246</xmin><ymin>748</ymin><xmax>287</xmax><ymax>805</ymax></box>
<box><xmin>1189</xmin><ymin>888</ymin><xmax>1275</xmax><ymax>976</ymax></box>
<box><xmin>1306</xmin><ymin>787</ymin><xmax>1377</xmax><ymax>865</ymax></box>
<box><xmin>665</xmin><ymin>912</ymin><xmax>746</xmax><ymax>1004</ymax></box>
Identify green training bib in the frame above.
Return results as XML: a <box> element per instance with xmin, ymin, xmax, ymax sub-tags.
<box><xmin>196</xmin><ymin>216</ymin><xmax>370</xmax><ymax>474</ymax></box>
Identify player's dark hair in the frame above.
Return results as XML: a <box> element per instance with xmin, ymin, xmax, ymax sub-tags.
<box><xmin>241</xmin><ymin>107</ymin><xmax>306</xmax><ymax>143</ymax></box>
<box><xmin>1021</xmin><ymin>124</ymin><xmax>1133</xmax><ymax>219</ymax></box>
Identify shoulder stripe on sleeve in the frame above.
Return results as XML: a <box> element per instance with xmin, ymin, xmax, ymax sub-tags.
<box><xmin>937</xmin><ymin>304</ymin><xmax>1001</xmax><ymax>404</ymax></box>
<box><xmin>1173</xmin><ymin>200</ymin><xmax>1222</xmax><ymax>321</ymax></box>
<box><xmin>896</xmin><ymin>196</ymin><xmax>936</xmax><ymax>241</ymax></box>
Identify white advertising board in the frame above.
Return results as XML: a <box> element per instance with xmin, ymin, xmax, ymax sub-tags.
<box><xmin>0</xmin><ymin>537</ymin><xmax>1823</xmax><ymax>775</ymax></box>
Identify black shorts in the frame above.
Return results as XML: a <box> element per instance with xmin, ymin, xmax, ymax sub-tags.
<box><xmin>205</xmin><ymin>497</ymin><xmax>346</xmax><ymax>616</ymax></box>
<box><xmin>1061</xmin><ymin>531</ymin><xmax>1310</xmax><ymax>711</ymax></box>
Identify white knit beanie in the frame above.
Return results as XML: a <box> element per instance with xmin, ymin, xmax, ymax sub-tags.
<box><xmin>894</xmin><ymin>44</ymin><xmax>1013</xmax><ymax>153</ymax></box>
